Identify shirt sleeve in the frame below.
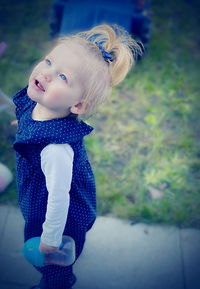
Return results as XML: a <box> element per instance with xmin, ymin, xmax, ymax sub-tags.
<box><xmin>40</xmin><ymin>143</ymin><xmax>74</xmax><ymax>247</ymax></box>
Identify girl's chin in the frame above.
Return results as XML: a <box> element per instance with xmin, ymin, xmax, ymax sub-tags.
<box><xmin>27</xmin><ymin>86</ymin><xmax>41</xmax><ymax>102</ymax></box>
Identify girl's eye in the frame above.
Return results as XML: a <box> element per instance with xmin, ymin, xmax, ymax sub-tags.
<box><xmin>45</xmin><ymin>59</ymin><xmax>51</xmax><ymax>66</ymax></box>
<box><xmin>60</xmin><ymin>74</ymin><xmax>67</xmax><ymax>81</ymax></box>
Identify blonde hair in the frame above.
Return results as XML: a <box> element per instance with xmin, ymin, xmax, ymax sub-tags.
<box><xmin>54</xmin><ymin>23</ymin><xmax>144</xmax><ymax>120</ymax></box>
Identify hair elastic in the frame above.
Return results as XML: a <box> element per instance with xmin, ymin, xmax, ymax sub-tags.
<box><xmin>94</xmin><ymin>41</ymin><xmax>114</xmax><ymax>64</ymax></box>
<box><xmin>80</xmin><ymin>33</ymin><xmax>114</xmax><ymax>64</ymax></box>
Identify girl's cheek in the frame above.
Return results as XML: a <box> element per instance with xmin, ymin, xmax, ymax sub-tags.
<box><xmin>31</xmin><ymin>63</ymin><xmax>43</xmax><ymax>77</ymax></box>
<box><xmin>46</xmin><ymin>91</ymin><xmax>63</xmax><ymax>105</ymax></box>
<box><xmin>30</xmin><ymin>68</ymin><xmax>37</xmax><ymax>80</ymax></box>
<box><xmin>49</xmin><ymin>85</ymin><xmax>65</xmax><ymax>99</ymax></box>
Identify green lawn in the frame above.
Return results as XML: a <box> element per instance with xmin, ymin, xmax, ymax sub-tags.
<box><xmin>0</xmin><ymin>0</ymin><xmax>199</xmax><ymax>228</ymax></box>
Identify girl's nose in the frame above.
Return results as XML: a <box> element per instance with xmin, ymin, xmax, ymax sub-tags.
<box><xmin>41</xmin><ymin>69</ymin><xmax>52</xmax><ymax>82</ymax></box>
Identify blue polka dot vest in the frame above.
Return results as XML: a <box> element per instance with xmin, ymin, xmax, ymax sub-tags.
<box><xmin>12</xmin><ymin>85</ymin><xmax>97</xmax><ymax>262</ymax></box>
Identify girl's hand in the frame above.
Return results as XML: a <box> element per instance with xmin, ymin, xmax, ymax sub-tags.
<box><xmin>39</xmin><ymin>239</ymin><xmax>59</xmax><ymax>254</ymax></box>
<box><xmin>10</xmin><ymin>120</ymin><xmax>18</xmax><ymax>126</ymax></box>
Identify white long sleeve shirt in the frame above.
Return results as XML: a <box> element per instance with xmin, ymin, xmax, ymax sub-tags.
<box><xmin>40</xmin><ymin>143</ymin><xmax>74</xmax><ymax>247</ymax></box>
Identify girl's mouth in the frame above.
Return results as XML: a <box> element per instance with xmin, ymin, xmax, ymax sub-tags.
<box><xmin>34</xmin><ymin>79</ymin><xmax>45</xmax><ymax>92</ymax></box>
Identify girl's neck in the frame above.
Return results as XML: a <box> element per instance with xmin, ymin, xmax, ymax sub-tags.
<box><xmin>32</xmin><ymin>103</ymin><xmax>70</xmax><ymax>121</ymax></box>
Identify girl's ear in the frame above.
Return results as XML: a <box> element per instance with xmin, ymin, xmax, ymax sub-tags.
<box><xmin>70</xmin><ymin>101</ymin><xmax>89</xmax><ymax>115</ymax></box>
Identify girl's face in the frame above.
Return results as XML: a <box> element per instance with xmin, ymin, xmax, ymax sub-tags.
<box><xmin>27</xmin><ymin>43</ymin><xmax>87</xmax><ymax>114</ymax></box>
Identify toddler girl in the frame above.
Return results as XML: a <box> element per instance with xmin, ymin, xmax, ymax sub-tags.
<box><xmin>12</xmin><ymin>23</ymin><xmax>143</xmax><ymax>289</ymax></box>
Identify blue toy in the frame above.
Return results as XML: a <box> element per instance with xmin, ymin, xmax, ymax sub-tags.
<box><xmin>21</xmin><ymin>235</ymin><xmax>76</xmax><ymax>267</ymax></box>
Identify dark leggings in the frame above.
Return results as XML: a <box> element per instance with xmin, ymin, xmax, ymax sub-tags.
<box><xmin>35</xmin><ymin>265</ymin><xmax>77</xmax><ymax>289</ymax></box>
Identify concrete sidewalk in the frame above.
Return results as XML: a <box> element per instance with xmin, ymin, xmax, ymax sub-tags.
<box><xmin>0</xmin><ymin>204</ymin><xmax>199</xmax><ymax>289</ymax></box>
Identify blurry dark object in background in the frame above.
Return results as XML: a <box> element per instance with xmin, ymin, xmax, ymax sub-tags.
<box><xmin>0</xmin><ymin>41</ymin><xmax>8</xmax><ymax>58</ymax></box>
<box><xmin>48</xmin><ymin>0</ymin><xmax>152</xmax><ymax>60</ymax></box>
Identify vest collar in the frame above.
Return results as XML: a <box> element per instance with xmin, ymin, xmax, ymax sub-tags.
<box><xmin>13</xmin><ymin>85</ymin><xmax>94</xmax><ymax>146</ymax></box>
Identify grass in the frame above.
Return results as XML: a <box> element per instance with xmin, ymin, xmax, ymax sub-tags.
<box><xmin>0</xmin><ymin>0</ymin><xmax>200</xmax><ymax>228</ymax></box>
